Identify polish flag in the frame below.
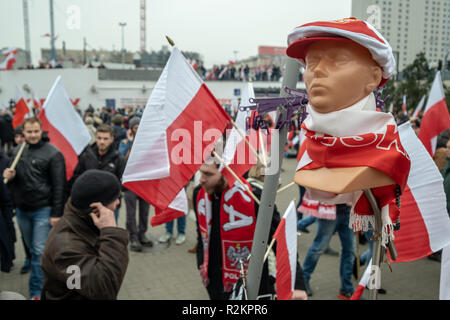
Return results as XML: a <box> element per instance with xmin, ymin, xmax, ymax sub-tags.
<box><xmin>0</xmin><ymin>53</ymin><xmax>16</xmax><ymax>70</ymax></box>
<box><xmin>418</xmin><ymin>71</ymin><xmax>450</xmax><ymax>156</ymax></box>
<box><xmin>402</xmin><ymin>95</ymin><xmax>407</xmax><ymax>115</ymax></box>
<box><xmin>273</xmin><ymin>201</ymin><xmax>298</xmax><ymax>300</ymax></box>
<box><xmin>411</xmin><ymin>95</ymin><xmax>426</xmax><ymax>119</ymax></box>
<box><xmin>393</xmin><ymin>122</ymin><xmax>450</xmax><ymax>262</ymax></box>
<box><xmin>38</xmin><ymin>76</ymin><xmax>91</xmax><ymax>180</ymax></box>
<box><xmin>350</xmin><ymin>258</ymin><xmax>372</xmax><ymax>300</ymax></box>
<box><xmin>218</xmin><ymin>67</ymin><xmax>228</xmax><ymax>79</ymax></box>
<box><xmin>220</xmin><ymin>82</ymin><xmax>259</xmax><ymax>186</ymax></box>
<box><xmin>189</xmin><ymin>59</ymin><xmax>198</xmax><ymax>70</ymax></box>
<box><xmin>2</xmin><ymin>48</ymin><xmax>18</xmax><ymax>57</ymax></box>
<box><xmin>12</xmin><ymin>87</ymin><xmax>30</xmax><ymax>129</ymax></box>
<box><xmin>122</xmin><ymin>47</ymin><xmax>230</xmax><ymax>225</ymax></box>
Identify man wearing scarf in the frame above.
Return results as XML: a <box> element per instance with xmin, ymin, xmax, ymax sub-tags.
<box><xmin>193</xmin><ymin>158</ymin><xmax>307</xmax><ymax>300</ymax></box>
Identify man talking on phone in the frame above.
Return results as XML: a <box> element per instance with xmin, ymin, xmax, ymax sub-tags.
<box><xmin>41</xmin><ymin>169</ymin><xmax>129</xmax><ymax>300</ymax></box>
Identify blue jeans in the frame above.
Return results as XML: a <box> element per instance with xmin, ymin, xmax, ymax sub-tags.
<box><xmin>302</xmin><ymin>205</ymin><xmax>355</xmax><ymax>295</ymax></box>
<box><xmin>360</xmin><ymin>230</ymin><xmax>373</xmax><ymax>265</ymax></box>
<box><xmin>16</xmin><ymin>207</ymin><xmax>52</xmax><ymax>298</ymax></box>
<box><xmin>298</xmin><ymin>215</ymin><xmax>316</xmax><ymax>230</ymax></box>
<box><xmin>165</xmin><ymin>215</ymin><xmax>186</xmax><ymax>235</ymax></box>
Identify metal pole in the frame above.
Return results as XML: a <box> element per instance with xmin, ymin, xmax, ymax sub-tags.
<box><xmin>49</xmin><ymin>0</ymin><xmax>56</xmax><ymax>63</ymax></box>
<box><xmin>246</xmin><ymin>57</ymin><xmax>300</xmax><ymax>300</ymax></box>
<box><xmin>119</xmin><ymin>22</ymin><xmax>127</xmax><ymax>69</ymax></box>
<box><xmin>23</xmin><ymin>0</ymin><xmax>31</xmax><ymax>66</ymax></box>
<box><xmin>363</xmin><ymin>189</ymin><xmax>383</xmax><ymax>300</ymax></box>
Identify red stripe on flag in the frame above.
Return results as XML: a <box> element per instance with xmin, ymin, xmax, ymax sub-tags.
<box><xmin>123</xmin><ymin>83</ymin><xmax>230</xmax><ymax>210</ymax></box>
<box><xmin>151</xmin><ymin>207</ymin><xmax>185</xmax><ymax>226</ymax></box>
<box><xmin>418</xmin><ymin>99</ymin><xmax>450</xmax><ymax>155</ymax></box>
<box><xmin>393</xmin><ymin>185</ymin><xmax>433</xmax><ymax>262</ymax></box>
<box><xmin>12</xmin><ymin>98</ymin><xmax>30</xmax><ymax>129</ymax></box>
<box><xmin>273</xmin><ymin>218</ymin><xmax>293</xmax><ymax>300</ymax></box>
<box><xmin>38</xmin><ymin>109</ymin><xmax>79</xmax><ymax>180</ymax></box>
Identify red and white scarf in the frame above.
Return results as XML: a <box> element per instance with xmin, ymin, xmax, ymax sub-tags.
<box><xmin>297</xmin><ymin>93</ymin><xmax>411</xmax><ymax>246</ymax></box>
<box><xmin>196</xmin><ymin>179</ymin><xmax>256</xmax><ymax>292</ymax></box>
<box><xmin>298</xmin><ymin>191</ymin><xmax>336</xmax><ymax>220</ymax></box>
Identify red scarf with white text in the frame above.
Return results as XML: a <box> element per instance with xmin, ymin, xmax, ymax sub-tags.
<box><xmin>196</xmin><ymin>179</ymin><xmax>256</xmax><ymax>292</ymax></box>
<box><xmin>296</xmin><ymin>93</ymin><xmax>411</xmax><ymax>246</ymax></box>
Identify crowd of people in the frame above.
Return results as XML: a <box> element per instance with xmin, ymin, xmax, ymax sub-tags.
<box><xmin>0</xmin><ymin>98</ymin><xmax>448</xmax><ymax>301</ymax></box>
<box><xmin>201</xmin><ymin>63</ymin><xmax>282</xmax><ymax>82</ymax></box>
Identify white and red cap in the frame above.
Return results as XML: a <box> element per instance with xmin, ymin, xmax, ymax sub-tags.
<box><xmin>286</xmin><ymin>17</ymin><xmax>395</xmax><ymax>87</ymax></box>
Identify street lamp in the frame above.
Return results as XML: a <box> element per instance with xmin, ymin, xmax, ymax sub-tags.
<box><xmin>119</xmin><ymin>22</ymin><xmax>127</xmax><ymax>69</ymax></box>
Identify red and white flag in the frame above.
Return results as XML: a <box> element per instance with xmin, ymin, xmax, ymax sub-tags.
<box><xmin>418</xmin><ymin>71</ymin><xmax>450</xmax><ymax>156</ymax></box>
<box><xmin>189</xmin><ymin>59</ymin><xmax>198</xmax><ymax>70</ymax></box>
<box><xmin>273</xmin><ymin>201</ymin><xmax>298</xmax><ymax>300</ymax></box>
<box><xmin>218</xmin><ymin>67</ymin><xmax>228</xmax><ymax>79</ymax></box>
<box><xmin>12</xmin><ymin>87</ymin><xmax>30</xmax><ymax>129</ymax></box>
<box><xmin>0</xmin><ymin>53</ymin><xmax>16</xmax><ymax>71</ymax></box>
<box><xmin>220</xmin><ymin>82</ymin><xmax>259</xmax><ymax>186</ymax></box>
<box><xmin>350</xmin><ymin>258</ymin><xmax>372</xmax><ymax>300</ymax></box>
<box><xmin>412</xmin><ymin>94</ymin><xmax>426</xmax><ymax>119</ymax></box>
<box><xmin>2</xmin><ymin>47</ymin><xmax>18</xmax><ymax>56</ymax></box>
<box><xmin>393</xmin><ymin>122</ymin><xmax>450</xmax><ymax>262</ymax></box>
<box><xmin>401</xmin><ymin>95</ymin><xmax>407</xmax><ymax>115</ymax></box>
<box><xmin>122</xmin><ymin>47</ymin><xmax>230</xmax><ymax>226</ymax></box>
<box><xmin>38</xmin><ymin>76</ymin><xmax>91</xmax><ymax>180</ymax></box>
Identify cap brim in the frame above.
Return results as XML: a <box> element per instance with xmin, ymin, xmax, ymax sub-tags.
<box><xmin>286</xmin><ymin>36</ymin><xmax>389</xmax><ymax>87</ymax></box>
<box><xmin>286</xmin><ymin>37</ymin><xmax>354</xmax><ymax>62</ymax></box>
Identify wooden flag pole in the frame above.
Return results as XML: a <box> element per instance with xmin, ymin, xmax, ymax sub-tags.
<box><xmin>277</xmin><ymin>181</ymin><xmax>295</xmax><ymax>194</ymax></box>
<box><xmin>3</xmin><ymin>143</ymin><xmax>27</xmax><ymax>184</ymax></box>
<box><xmin>212</xmin><ymin>151</ymin><xmax>260</xmax><ymax>205</ymax></box>
<box><xmin>263</xmin><ymin>238</ymin><xmax>276</xmax><ymax>263</ymax></box>
<box><xmin>230</xmin><ymin>119</ymin><xmax>267</xmax><ymax>168</ymax></box>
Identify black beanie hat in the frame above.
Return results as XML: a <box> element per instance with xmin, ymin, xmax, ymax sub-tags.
<box><xmin>71</xmin><ymin>169</ymin><xmax>121</xmax><ymax>213</ymax></box>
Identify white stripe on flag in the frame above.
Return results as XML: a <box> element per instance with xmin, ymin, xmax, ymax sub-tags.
<box><xmin>398</xmin><ymin>122</ymin><xmax>450</xmax><ymax>252</ymax></box>
<box><xmin>440</xmin><ymin>245</ymin><xmax>450</xmax><ymax>300</ymax></box>
<box><xmin>42</xmin><ymin>76</ymin><xmax>91</xmax><ymax>154</ymax></box>
<box><xmin>284</xmin><ymin>201</ymin><xmax>298</xmax><ymax>291</ymax></box>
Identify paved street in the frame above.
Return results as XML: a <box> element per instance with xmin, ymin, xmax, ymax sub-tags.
<box><xmin>0</xmin><ymin>157</ymin><xmax>442</xmax><ymax>300</ymax></box>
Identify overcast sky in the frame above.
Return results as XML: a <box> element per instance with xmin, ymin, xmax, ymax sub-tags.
<box><xmin>0</xmin><ymin>0</ymin><xmax>352</xmax><ymax>68</ymax></box>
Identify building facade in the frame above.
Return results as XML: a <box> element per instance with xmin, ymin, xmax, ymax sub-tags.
<box><xmin>352</xmin><ymin>0</ymin><xmax>449</xmax><ymax>71</ymax></box>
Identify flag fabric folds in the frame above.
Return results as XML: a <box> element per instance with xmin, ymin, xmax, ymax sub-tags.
<box><xmin>273</xmin><ymin>201</ymin><xmax>298</xmax><ymax>300</ymax></box>
<box><xmin>412</xmin><ymin>95</ymin><xmax>426</xmax><ymax>119</ymax></box>
<box><xmin>12</xmin><ymin>87</ymin><xmax>30</xmax><ymax>129</ymax></box>
<box><xmin>393</xmin><ymin>122</ymin><xmax>450</xmax><ymax>262</ymax></box>
<box><xmin>418</xmin><ymin>71</ymin><xmax>450</xmax><ymax>156</ymax></box>
<box><xmin>38</xmin><ymin>76</ymin><xmax>91</xmax><ymax>180</ymax></box>
<box><xmin>122</xmin><ymin>46</ymin><xmax>230</xmax><ymax>226</ymax></box>
<box><xmin>220</xmin><ymin>82</ymin><xmax>259</xmax><ymax>186</ymax></box>
<box><xmin>440</xmin><ymin>245</ymin><xmax>450</xmax><ymax>300</ymax></box>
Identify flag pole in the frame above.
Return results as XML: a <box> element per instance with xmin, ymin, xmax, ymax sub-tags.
<box><xmin>246</xmin><ymin>57</ymin><xmax>300</xmax><ymax>300</ymax></box>
<box><xmin>3</xmin><ymin>143</ymin><xmax>27</xmax><ymax>184</ymax></box>
<box><xmin>263</xmin><ymin>238</ymin><xmax>276</xmax><ymax>263</ymax></box>
<box><xmin>212</xmin><ymin>151</ymin><xmax>260</xmax><ymax>205</ymax></box>
<box><xmin>277</xmin><ymin>181</ymin><xmax>295</xmax><ymax>194</ymax></box>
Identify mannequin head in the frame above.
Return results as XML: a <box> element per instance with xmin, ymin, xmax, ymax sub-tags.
<box><xmin>303</xmin><ymin>39</ymin><xmax>382</xmax><ymax>113</ymax></box>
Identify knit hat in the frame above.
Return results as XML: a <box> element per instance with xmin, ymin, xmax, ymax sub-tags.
<box><xmin>286</xmin><ymin>17</ymin><xmax>395</xmax><ymax>87</ymax></box>
<box><xmin>71</xmin><ymin>169</ymin><xmax>121</xmax><ymax>214</ymax></box>
<box><xmin>129</xmin><ymin>117</ymin><xmax>140</xmax><ymax>130</ymax></box>
<box><xmin>14</xmin><ymin>125</ymin><xmax>23</xmax><ymax>135</ymax></box>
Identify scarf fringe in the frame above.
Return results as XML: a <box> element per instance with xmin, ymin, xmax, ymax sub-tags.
<box><xmin>349</xmin><ymin>211</ymin><xmax>395</xmax><ymax>248</ymax></box>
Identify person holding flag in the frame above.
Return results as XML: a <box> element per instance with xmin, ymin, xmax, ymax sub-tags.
<box><xmin>193</xmin><ymin>157</ymin><xmax>307</xmax><ymax>300</ymax></box>
<box><xmin>2</xmin><ymin>117</ymin><xmax>66</xmax><ymax>300</ymax></box>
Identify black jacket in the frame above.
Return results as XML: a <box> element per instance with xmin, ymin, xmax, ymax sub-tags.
<box><xmin>0</xmin><ymin>177</ymin><xmax>15</xmax><ymax>272</ymax></box>
<box><xmin>8</xmin><ymin>139</ymin><xmax>66</xmax><ymax>217</ymax></box>
<box><xmin>41</xmin><ymin>201</ymin><xmax>129</xmax><ymax>300</ymax></box>
<box><xmin>67</xmin><ymin>144</ymin><xmax>125</xmax><ymax>196</ymax></box>
<box><xmin>193</xmin><ymin>180</ymin><xmax>305</xmax><ymax>299</ymax></box>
